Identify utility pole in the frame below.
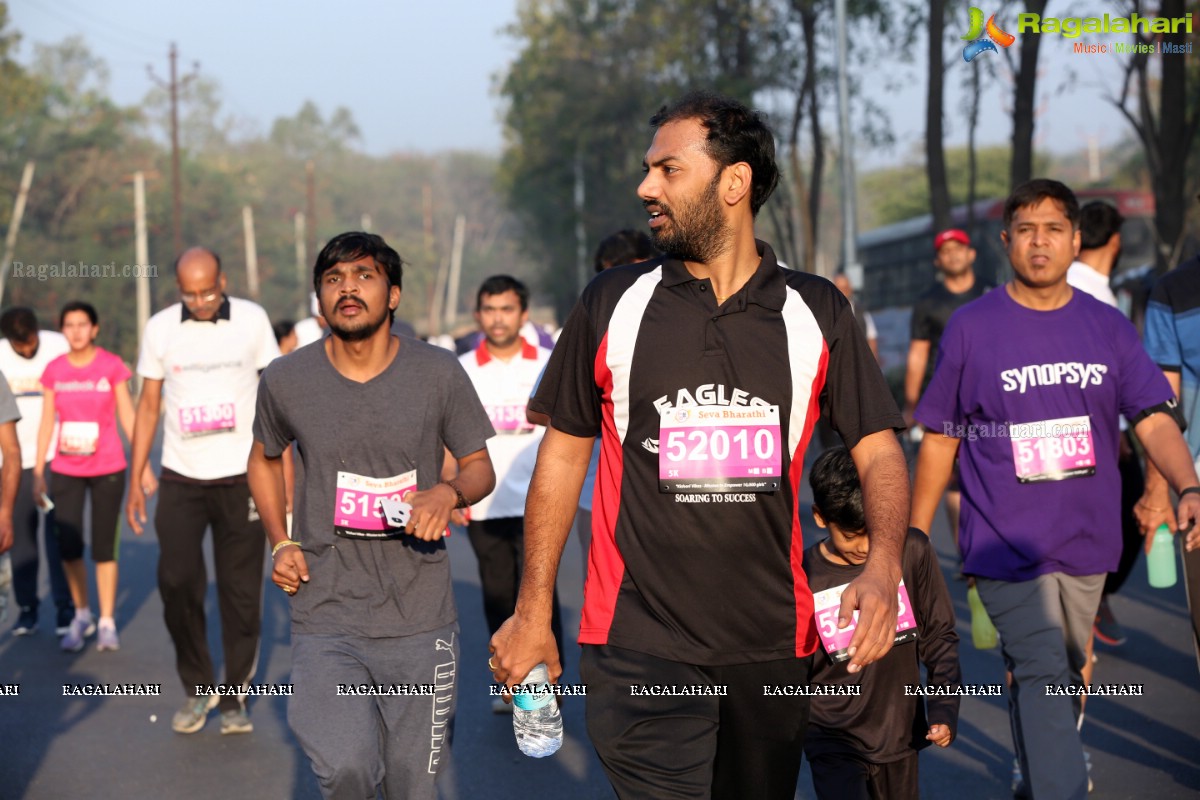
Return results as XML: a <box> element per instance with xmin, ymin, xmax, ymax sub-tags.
<box><xmin>134</xmin><ymin>172</ymin><xmax>151</xmax><ymax>361</ymax></box>
<box><xmin>0</xmin><ymin>161</ymin><xmax>35</xmax><ymax>305</ymax></box>
<box><xmin>148</xmin><ymin>43</ymin><xmax>198</xmax><ymax>258</ymax></box>
<box><xmin>574</xmin><ymin>147</ymin><xmax>587</xmax><ymax>294</ymax></box>
<box><xmin>295</xmin><ymin>212</ymin><xmax>308</xmax><ymax>319</ymax></box>
<box><xmin>305</xmin><ymin>160</ymin><xmax>316</xmax><ymax>267</ymax></box>
<box><xmin>445</xmin><ymin>215</ymin><xmax>465</xmax><ymax>330</ymax></box>
<box><xmin>243</xmin><ymin>206</ymin><xmax>259</xmax><ymax>300</ymax></box>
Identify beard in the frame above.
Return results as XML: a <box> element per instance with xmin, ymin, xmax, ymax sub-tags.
<box><xmin>327</xmin><ymin>300</ymin><xmax>390</xmax><ymax>342</ymax></box>
<box><xmin>648</xmin><ymin>172</ymin><xmax>731</xmax><ymax>264</ymax></box>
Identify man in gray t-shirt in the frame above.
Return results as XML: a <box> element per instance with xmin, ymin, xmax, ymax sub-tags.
<box><xmin>249</xmin><ymin>232</ymin><xmax>494</xmax><ymax>800</ymax></box>
<box><xmin>0</xmin><ymin>371</ymin><xmax>22</xmax><ymax>558</ymax></box>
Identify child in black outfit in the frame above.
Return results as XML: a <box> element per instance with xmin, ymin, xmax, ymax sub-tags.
<box><xmin>803</xmin><ymin>447</ymin><xmax>961</xmax><ymax>799</ymax></box>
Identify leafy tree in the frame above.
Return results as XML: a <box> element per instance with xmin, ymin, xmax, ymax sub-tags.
<box><xmin>1108</xmin><ymin>0</ymin><xmax>1200</xmax><ymax>270</ymax></box>
<box><xmin>860</xmin><ymin>145</ymin><xmax>1016</xmax><ymax>227</ymax></box>
<box><xmin>0</xmin><ymin>2</ymin><xmax>46</xmax><ymax>173</ymax></box>
<box><xmin>499</xmin><ymin>0</ymin><xmax>787</xmax><ymax>315</ymax></box>
<box><xmin>269</xmin><ymin>101</ymin><xmax>362</xmax><ymax>160</ymax></box>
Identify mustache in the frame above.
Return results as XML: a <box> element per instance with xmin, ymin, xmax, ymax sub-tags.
<box><xmin>643</xmin><ymin>200</ymin><xmax>671</xmax><ymax>216</ymax></box>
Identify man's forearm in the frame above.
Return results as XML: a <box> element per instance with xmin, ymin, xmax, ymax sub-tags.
<box><xmin>453</xmin><ymin>456</ymin><xmax>496</xmax><ymax>507</ymax></box>
<box><xmin>904</xmin><ymin>342</ymin><xmax>930</xmax><ymax>409</ymax></box>
<box><xmin>1</xmin><ymin>446</ymin><xmax>21</xmax><ymax>516</ymax></box>
<box><xmin>247</xmin><ymin>445</ymin><xmax>289</xmax><ymax>548</ymax></box>
<box><xmin>1142</xmin><ymin>458</ymin><xmax>1171</xmax><ymax>501</ymax></box>
<box><xmin>911</xmin><ymin>434</ymin><xmax>960</xmax><ymax>533</ymax></box>
<box><xmin>129</xmin><ymin>394</ymin><xmax>160</xmax><ymax>476</ymax></box>
<box><xmin>516</xmin><ymin>429</ymin><xmax>593</xmax><ymax>621</ymax></box>
<box><xmin>1137</xmin><ymin>413</ymin><xmax>1200</xmax><ymax>495</ymax></box>
<box><xmin>853</xmin><ymin>430</ymin><xmax>908</xmax><ymax>576</ymax></box>
<box><xmin>1141</xmin><ymin>370</ymin><xmax>1188</xmax><ymax>500</ymax></box>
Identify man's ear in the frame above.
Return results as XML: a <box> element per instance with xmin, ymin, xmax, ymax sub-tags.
<box><xmin>723</xmin><ymin>162</ymin><xmax>753</xmax><ymax>208</ymax></box>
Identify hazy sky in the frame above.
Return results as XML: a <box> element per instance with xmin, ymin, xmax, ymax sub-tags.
<box><xmin>10</xmin><ymin>0</ymin><xmax>522</xmax><ymax>154</ymax></box>
<box><xmin>9</xmin><ymin>0</ymin><xmax>1133</xmax><ymax>170</ymax></box>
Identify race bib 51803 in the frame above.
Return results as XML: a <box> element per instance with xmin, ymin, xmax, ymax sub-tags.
<box><xmin>1010</xmin><ymin>415</ymin><xmax>1095</xmax><ymax>483</ymax></box>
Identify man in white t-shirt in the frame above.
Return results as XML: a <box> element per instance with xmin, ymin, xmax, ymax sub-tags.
<box><xmin>1066</xmin><ymin>201</ymin><xmax>1121</xmax><ymax>308</ymax></box>
<box><xmin>458</xmin><ymin>276</ymin><xmax>563</xmax><ymax>712</ymax></box>
<box><xmin>1066</xmin><ymin>201</ymin><xmax>1140</xmax><ymax>655</ymax></box>
<box><xmin>292</xmin><ymin>293</ymin><xmax>327</xmax><ymax>349</ymax></box>
<box><xmin>0</xmin><ymin>308</ymin><xmax>73</xmax><ymax>636</ymax></box>
<box><xmin>125</xmin><ymin>247</ymin><xmax>280</xmax><ymax>736</ymax></box>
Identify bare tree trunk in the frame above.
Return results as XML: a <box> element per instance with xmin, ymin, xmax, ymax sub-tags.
<box><xmin>801</xmin><ymin>3</ymin><xmax>823</xmax><ymax>273</ymax></box>
<box><xmin>1154</xmin><ymin>0</ymin><xmax>1192</xmax><ymax>269</ymax></box>
<box><xmin>765</xmin><ymin>183</ymin><xmax>796</xmax><ymax>268</ymax></box>
<box><xmin>787</xmin><ymin>106</ymin><xmax>810</xmax><ymax>272</ymax></box>
<box><xmin>1110</xmin><ymin>0</ymin><xmax>1199</xmax><ymax>272</ymax></box>
<box><xmin>966</xmin><ymin>59</ymin><xmax>981</xmax><ymax>234</ymax></box>
<box><xmin>784</xmin><ymin>86</ymin><xmax>806</xmax><ymax>272</ymax></box>
<box><xmin>1010</xmin><ymin>0</ymin><xmax>1047</xmax><ymax>190</ymax></box>
<box><xmin>926</xmin><ymin>0</ymin><xmax>950</xmax><ymax>233</ymax></box>
<box><xmin>712</xmin><ymin>0</ymin><xmax>755</xmax><ymax>99</ymax></box>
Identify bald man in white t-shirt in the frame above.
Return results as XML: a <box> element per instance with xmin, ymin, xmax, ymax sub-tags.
<box><xmin>126</xmin><ymin>247</ymin><xmax>280</xmax><ymax>736</ymax></box>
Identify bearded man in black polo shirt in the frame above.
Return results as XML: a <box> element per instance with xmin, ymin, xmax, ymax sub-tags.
<box><xmin>490</xmin><ymin>91</ymin><xmax>909</xmax><ymax>799</ymax></box>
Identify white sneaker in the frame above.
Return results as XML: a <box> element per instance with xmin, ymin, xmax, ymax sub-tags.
<box><xmin>60</xmin><ymin>616</ymin><xmax>96</xmax><ymax>652</ymax></box>
<box><xmin>96</xmin><ymin>624</ymin><xmax>120</xmax><ymax>651</ymax></box>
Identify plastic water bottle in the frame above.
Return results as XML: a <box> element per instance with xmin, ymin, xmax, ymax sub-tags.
<box><xmin>512</xmin><ymin>663</ymin><xmax>562</xmax><ymax>758</ymax></box>
<box><xmin>967</xmin><ymin>585</ymin><xmax>998</xmax><ymax>649</ymax></box>
<box><xmin>1147</xmin><ymin>524</ymin><xmax>1178</xmax><ymax>589</ymax></box>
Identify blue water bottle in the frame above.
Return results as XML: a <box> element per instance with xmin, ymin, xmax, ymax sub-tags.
<box><xmin>1147</xmin><ymin>524</ymin><xmax>1178</xmax><ymax>589</ymax></box>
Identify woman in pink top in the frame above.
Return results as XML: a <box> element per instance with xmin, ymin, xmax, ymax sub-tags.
<box><xmin>33</xmin><ymin>302</ymin><xmax>157</xmax><ymax>652</ymax></box>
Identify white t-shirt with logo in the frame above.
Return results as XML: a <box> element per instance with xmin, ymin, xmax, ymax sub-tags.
<box><xmin>459</xmin><ymin>340</ymin><xmax>550</xmax><ymax>519</ymax></box>
<box><xmin>1067</xmin><ymin>261</ymin><xmax>1118</xmax><ymax>309</ymax></box>
<box><xmin>0</xmin><ymin>331</ymin><xmax>69</xmax><ymax>469</ymax></box>
<box><xmin>137</xmin><ymin>297</ymin><xmax>280</xmax><ymax>479</ymax></box>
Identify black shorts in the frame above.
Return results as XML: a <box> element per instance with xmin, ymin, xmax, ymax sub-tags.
<box><xmin>581</xmin><ymin>644</ymin><xmax>813</xmax><ymax>800</ymax></box>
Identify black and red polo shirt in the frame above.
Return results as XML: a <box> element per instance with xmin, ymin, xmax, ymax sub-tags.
<box><xmin>531</xmin><ymin>241</ymin><xmax>903</xmax><ymax>666</ymax></box>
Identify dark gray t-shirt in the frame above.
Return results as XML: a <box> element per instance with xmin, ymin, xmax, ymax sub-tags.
<box><xmin>253</xmin><ymin>336</ymin><xmax>494</xmax><ymax>637</ymax></box>
<box><xmin>0</xmin><ymin>370</ymin><xmax>21</xmax><ymax>424</ymax></box>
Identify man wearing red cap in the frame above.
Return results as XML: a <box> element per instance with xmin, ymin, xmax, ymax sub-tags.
<box><xmin>904</xmin><ymin>228</ymin><xmax>992</xmax><ymax>563</ymax></box>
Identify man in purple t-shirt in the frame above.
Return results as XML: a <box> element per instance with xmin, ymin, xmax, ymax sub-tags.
<box><xmin>910</xmin><ymin>179</ymin><xmax>1200</xmax><ymax>800</ymax></box>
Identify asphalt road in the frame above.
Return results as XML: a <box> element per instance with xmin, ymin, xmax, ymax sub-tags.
<box><xmin>1</xmin><ymin>452</ymin><xmax>1197</xmax><ymax>800</ymax></box>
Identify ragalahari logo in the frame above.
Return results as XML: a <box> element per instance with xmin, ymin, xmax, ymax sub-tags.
<box><xmin>963</xmin><ymin>7</ymin><xmax>1016</xmax><ymax>62</ymax></box>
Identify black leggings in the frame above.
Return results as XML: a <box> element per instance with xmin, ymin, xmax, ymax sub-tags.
<box><xmin>53</xmin><ymin>470</ymin><xmax>126</xmax><ymax>562</ymax></box>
